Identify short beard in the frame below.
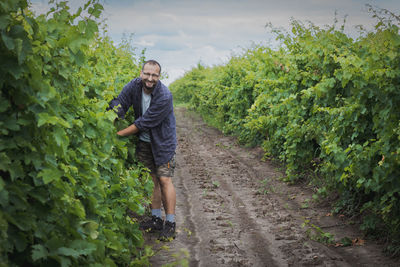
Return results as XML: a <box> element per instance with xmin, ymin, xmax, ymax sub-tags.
<box><xmin>143</xmin><ymin>81</ymin><xmax>156</xmax><ymax>91</ymax></box>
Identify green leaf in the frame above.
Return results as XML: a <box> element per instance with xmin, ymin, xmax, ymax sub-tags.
<box><xmin>0</xmin><ymin>14</ymin><xmax>10</xmax><ymax>30</ymax></box>
<box><xmin>14</xmin><ymin>231</ymin><xmax>28</xmax><ymax>252</ymax></box>
<box><xmin>60</xmin><ymin>257</ymin><xmax>72</xmax><ymax>267</ymax></box>
<box><xmin>57</xmin><ymin>247</ymin><xmax>81</xmax><ymax>258</ymax></box>
<box><xmin>85</xmin><ymin>125</ymin><xmax>96</xmax><ymax>138</ymax></box>
<box><xmin>93</xmin><ymin>3</ymin><xmax>104</xmax><ymax>18</ymax></box>
<box><xmin>3</xmin><ymin>60</ymin><xmax>23</xmax><ymax>79</ymax></box>
<box><xmin>0</xmin><ymin>153</ymin><xmax>11</xmax><ymax>171</ymax></box>
<box><xmin>0</xmin><ymin>187</ymin><xmax>9</xmax><ymax>207</ymax></box>
<box><xmin>37</xmin><ymin>113</ymin><xmax>71</xmax><ymax>128</ymax></box>
<box><xmin>70</xmin><ymin>239</ymin><xmax>97</xmax><ymax>255</ymax></box>
<box><xmin>37</xmin><ymin>113</ymin><xmax>58</xmax><ymax>127</ymax></box>
<box><xmin>70</xmin><ymin>49</ymin><xmax>85</xmax><ymax>66</ymax></box>
<box><xmin>28</xmin><ymin>187</ymin><xmax>48</xmax><ymax>204</ymax></box>
<box><xmin>32</xmin><ymin>244</ymin><xmax>48</xmax><ymax>261</ymax></box>
<box><xmin>4</xmin><ymin>117</ymin><xmax>20</xmax><ymax>131</ymax></box>
<box><xmin>0</xmin><ymin>177</ymin><xmax>4</xmax><ymax>191</ymax></box>
<box><xmin>37</xmin><ymin>167</ymin><xmax>63</xmax><ymax>184</ymax></box>
<box><xmin>36</xmin><ymin>84</ymin><xmax>57</xmax><ymax>103</ymax></box>
<box><xmin>80</xmin><ymin>221</ymin><xmax>99</xmax><ymax>239</ymax></box>
<box><xmin>53</xmin><ymin>126</ymin><xmax>69</xmax><ymax>148</ymax></box>
<box><xmin>0</xmin><ymin>96</ymin><xmax>10</xmax><ymax>112</ymax></box>
<box><xmin>9</xmin><ymin>160</ymin><xmax>24</xmax><ymax>180</ymax></box>
<box><xmin>1</xmin><ymin>32</ymin><xmax>14</xmax><ymax>50</ymax></box>
<box><xmin>74</xmin><ymin>7</ymin><xmax>82</xmax><ymax>18</ymax></box>
<box><xmin>85</xmin><ymin>19</ymin><xmax>98</xmax><ymax>38</ymax></box>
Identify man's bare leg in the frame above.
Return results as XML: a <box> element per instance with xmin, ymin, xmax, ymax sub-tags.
<box><xmin>150</xmin><ymin>173</ymin><xmax>162</xmax><ymax>210</ymax></box>
<box><xmin>158</xmin><ymin>176</ymin><xmax>176</xmax><ymax>216</ymax></box>
<box><xmin>158</xmin><ymin>176</ymin><xmax>176</xmax><ymax>240</ymax></box>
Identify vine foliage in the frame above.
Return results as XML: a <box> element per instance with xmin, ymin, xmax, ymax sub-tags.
<box><xmin>1</xmin><ymin>0</ymin><xmax>153</xmax><ymax>265</ymax></box>
<box><xmin>170</xmin><ymin>8</ymin><xmax>400</xmax><ymax>253</ymax></box>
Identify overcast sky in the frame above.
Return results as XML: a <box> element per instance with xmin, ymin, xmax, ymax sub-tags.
<box><xmin>30</xmin><ymin>0</ymin><xmax>400</xmax><ymax>85</ymax></box>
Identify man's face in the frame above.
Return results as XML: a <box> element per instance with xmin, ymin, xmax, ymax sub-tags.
<box><xmin>140</xmin><ymin>63</ymin><xmax>160</xmax><ymax>91</ymax></box>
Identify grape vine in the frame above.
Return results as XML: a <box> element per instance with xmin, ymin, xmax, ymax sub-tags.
<box><xmin>1</xmin><ymin>0</ymin><xmax>153</xmax><ymax>265</ymax></box>
<box><xmin>171</xmin><ymin>8</ymin><xmax>400</xmax><ymax>254</ymax></box>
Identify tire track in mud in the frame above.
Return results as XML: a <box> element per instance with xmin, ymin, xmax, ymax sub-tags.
<box><xmin>148</xmin><ymin>107</ymin><xmax>399</xmax><ymax>267</ymax></box>
<box><xmin>173</xmin><ymin>108</ymin><xmax>340</xmax><ymax>266</ymax></box>
<box><xmin>178</xmin><ymin>125</ymin><xmax>277</xmax><ymax>266</ymax></box>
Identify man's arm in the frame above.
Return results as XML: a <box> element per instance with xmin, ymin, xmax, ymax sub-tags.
<box><xmin>108</xmin><ymin>79</ymin><xmax>137</xmax><ymax>119</ymax></box>
<box><xmin>117</xmin><ymin>123</ymin><xmax>139</xmax><ymax>136</ymax></box>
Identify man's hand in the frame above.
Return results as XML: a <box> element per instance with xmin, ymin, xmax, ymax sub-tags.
<box><xmin>117</xmin><ymin>123</ymin><xmax>139</xmax><ymax>136</ymax></box>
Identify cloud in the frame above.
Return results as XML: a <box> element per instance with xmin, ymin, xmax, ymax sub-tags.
<box><xmin>30</xmin><ymin>0</ymin><xmax>400</xmax><ymax>86</ymax></box>
<box><xmin>100</xmin><ymin>0</ymin><xmax>400</xmax><ymax>85</ymax></box>
<box><xmin>134</xmin><ymin>39</ymin><xmax>155</xmax><ymax>47</ymax></box>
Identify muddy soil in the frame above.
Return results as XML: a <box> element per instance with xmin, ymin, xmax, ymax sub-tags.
<box><xmin>145</xmin><ymin>107</ymin><xmax>399</xmax><ymax>267</ymax></box>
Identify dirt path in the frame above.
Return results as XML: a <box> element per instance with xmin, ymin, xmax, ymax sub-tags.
<box><xmin>147</xmin><ymin>107</ymin><xmax>399</xmax><ymax>266</ymax></box>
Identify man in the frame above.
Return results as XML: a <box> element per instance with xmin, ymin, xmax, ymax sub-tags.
<box><xmin>109</xmin><ymin>60</ymin><xmax>177</xmax><ymax>241</ymax></box>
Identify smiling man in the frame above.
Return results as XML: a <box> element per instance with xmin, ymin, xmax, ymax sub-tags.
<box><xmin>109</xmin><ymin>60</ymin><xmax>177</xmax><ymax>241</ymax></box>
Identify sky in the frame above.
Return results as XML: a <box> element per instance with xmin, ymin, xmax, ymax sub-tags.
<box><xmin>30</xmin><ymin>0</ymin><xmax>400</xmax><ymax>85</ymax></box>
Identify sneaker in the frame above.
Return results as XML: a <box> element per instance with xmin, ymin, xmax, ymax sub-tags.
<box><xmin>159</xmin><ymin>221</ymin><xmax>176</xmax><ymax>241</ymax></box>
<box><xmin>139</xmin><ymin>216</ymin><xmax>163</xmax><ymax>232</ymax></box>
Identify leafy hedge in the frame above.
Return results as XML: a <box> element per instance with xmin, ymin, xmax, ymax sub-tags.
<box><xmin>1</xmin><ymin>0</ymin><xmax>153</xmax><ymax>266</ymax></box>
<box><xmin>170</xmin><ymin>9</ymin><xmax>400</xmax><ymax>253</ymax></box>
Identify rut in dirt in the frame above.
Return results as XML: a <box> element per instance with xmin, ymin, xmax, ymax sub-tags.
<box><xmin>147</xmin><ymin>107</ymin><xmax>399</xmax><ymax>267</ymax></box>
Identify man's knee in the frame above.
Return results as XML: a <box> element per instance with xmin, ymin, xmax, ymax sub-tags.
<box><xmin>158</xmin><ymin>176</ymin><xmax>173</xmax><ymax>188</ymax></box>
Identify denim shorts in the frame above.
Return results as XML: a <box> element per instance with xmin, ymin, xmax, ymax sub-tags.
<box><xmin>136</xmin><ymin>140</ymin><xmax>176</xmax><ymax>178</ymax></box>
